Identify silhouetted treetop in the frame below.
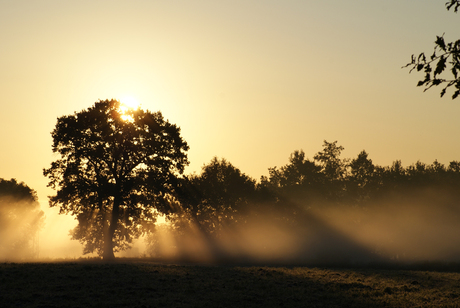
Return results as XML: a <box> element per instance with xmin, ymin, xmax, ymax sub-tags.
<box><xmin>313</xmin><ymin>140</ymin><xmax>347</xmax><ymax>182</ymax></box>
<box><xmin>349</xmin><ymin>150</ymin><xmax>375</xmax><ymax>187</ymax></box>
<box><xmin>0</xmin><ymin>178</ymin><xmax>38</xmax><ymax>203</ymax></box>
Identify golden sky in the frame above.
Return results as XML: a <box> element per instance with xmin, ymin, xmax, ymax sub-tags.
<box><xmin>1</xmin><ymin>1</ymin><xmax>460</xmax><ymax>257</ymax></box>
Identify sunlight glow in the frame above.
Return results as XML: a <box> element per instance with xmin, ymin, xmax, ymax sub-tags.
<box><xmin>121</xmin><ymin>96</ymin><xmax>140</xmax><ymax>110</ymax></box>
<box><xmin>119</xmin><ymin>96</ymin><xmax>140</xmax><ymax>122</ymax></box>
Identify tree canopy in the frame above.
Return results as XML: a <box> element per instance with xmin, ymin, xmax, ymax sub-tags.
<box><xmin>177</xmin><ymin>157</ymin><xmax>256</xmax><ymax>234</ymax></box>
<box><xmin>43</xmin><ymin>99</ymin><xmax>189</xmax><ymax>260</ymax></box>
<box><xmin>404</xmin><ymin>0</ymin><xmax>460</xmax><ymax>99</ymax></box>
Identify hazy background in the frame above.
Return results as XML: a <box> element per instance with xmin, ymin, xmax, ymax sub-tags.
<box><xmin>1</xmin><ymin>0</ymin><xmax>460</xmax><ymax>258</ymax></box>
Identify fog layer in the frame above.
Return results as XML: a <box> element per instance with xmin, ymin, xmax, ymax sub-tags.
<box><xmin>144</xmin><ymin>189</ymin><xmax>460</xmax><ymax>265</ymax></box>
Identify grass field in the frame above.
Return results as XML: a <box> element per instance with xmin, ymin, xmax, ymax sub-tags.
<box><xmin>2</xmin><ymin>260</ymin><xmax>460</xmax><ymax>307</ymax></box>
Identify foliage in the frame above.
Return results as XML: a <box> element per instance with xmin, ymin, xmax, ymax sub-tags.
<box><xmin>404</xmin><ymin>1</ymin><xmax>460</xmax><ymax>99</ymax></box>
<box><xmin>0</xmin><ymin>178</ymin><xmax>44</xmax><ymax>259</ymax></box>
<box><xmin>347</xmin><ymin>150</ymin><xmax>376</xmax><ymax>203</ymax></box>
<box><xmin>313</xmin><ymin>140</ymin><xmax>347</xmax><ymax>181</ymax></box>
<box><xmin>260</xmin><ymin>149</ymin><xmax>322</xmax><ymax>204</ymax></box>
<box><xmin>175</xmin><ymin>157</ymin><xmax>256</xmax><ymax>234</ymax></box>
<box><xmin>259</xmin><ymin>140</ymin><xmax>460</xmax><ymax>209</ymax></box>
<box><xmin>43</xmin><ymin>99</ymin><xmax>189</xmax><ymax>259</ymax></box>
<box><xmin>261</xmin><ymin>140</ymin><xmax>348</xmax><ymax>205</ymax></box>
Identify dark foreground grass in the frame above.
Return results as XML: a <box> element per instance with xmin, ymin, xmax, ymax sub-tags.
<box><xmin>2</xmin><ymin>260</ymin><xmax>460</xmax><ymax>307</ymax></box>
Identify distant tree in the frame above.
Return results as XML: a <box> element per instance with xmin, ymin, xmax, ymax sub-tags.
<box><xmin>0</xmin><ymin>178</ymin><xmax>44</xmax><ymax>259</ymax></box>
<box><xmin>377</xmin><ymin>160</ymin><xmax>407</xmax><ymax>193</ymax></box>
<box><xmin>260</xmin><ymin>150</ymin><xmax>322</xmax><ymax>204</ymax></box>
<box><xmin>43</xmin><ymin>99</ymin><xmax>189</xmax><ymax>260</ymax></box>
<box><xmin>314</xmin><ymin>141</ymin><xmax>347</xmax><ymax>181</ymax></box>
<box><xmin>404</xmin><ymin>161</ymin><xmax>448</xmax><ymax>188</ymax></box>
<box><xmin>404</xmin><ymin>1</ymin><xmax>460</xmax><ymax>99</ymax></box>
<box><xmin>347</xmin><ymin>150</ymin><xmax>376</xmax><ymax>204</ymax></box>
<box><xmin>448</xmin><ymin>160</ymin><xmax>460</xmax><ymax>172</ymax></box>
<box><xmin>313</xmin><ymin>140</ymin><xmax>348</xmax><ymax>202</ymax></box>
<box><xmin>447</xmin><ymin>160</ymin><xmax>460</xmax><ymax>189</ymax></box>
<box><xmin>177</xmin><ymin>157</ymin><xmax>256</xmax><ymax>234</ymax></box>
<box><xmin>407</xmin><ymin>161</ymin><xmax>427</xmax><ymax>182</ymax></box>
<box><xmin>348</xmin><ymin>151</ymin><xmax>375</xmax><ymax>187</ymax></box>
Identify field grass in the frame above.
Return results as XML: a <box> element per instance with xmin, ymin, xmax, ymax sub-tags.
<box><xmin>2</xmin><ymin>260</ymin><xmax>460</xmax><ymax>307</ymax></box>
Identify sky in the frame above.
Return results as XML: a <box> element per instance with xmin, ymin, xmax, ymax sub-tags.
<box><xmin>1</xmin><ymin>0</ymin><xmax>460</xmax><ymax>258</ymax></box>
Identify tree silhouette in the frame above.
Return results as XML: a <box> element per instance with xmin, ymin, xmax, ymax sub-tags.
<box><xmin>313</xmin><ymin>141</ymin><xmax>347</xmax><ymax>181</ymax></box>
<box><xmin>404</xmin><ymin>1</ymin><xmax>460</xmax><ymax>99</ymax></box>
<box><xmin>177</xmin><ymin>157</ymin><xmax>256</xmax><ymax>234</ymax></box>
<box><xmin>313</xmin><ymin>140</ymin><xmax>348</xmax><ymax>202</ymax></box>
<box><xmin>43</xmin><ymin>99</ymin><xmax>189</xmax><ymax>260</ymax></box>
<box><xmin>0</xmin><ymin>178</ymin><xmax>44</xmax><ymax>259</ymax></box>
<box><xmin>347</xmin><ymin>150</ymin><xmax>376</xmax><ymax>204</ymax></box>
<box><xmin>260</xmin><ymin>150</ymin><xmax>322</xmax><ymax>205</ymax></box>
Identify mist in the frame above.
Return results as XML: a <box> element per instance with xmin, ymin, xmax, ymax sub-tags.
<box><xmin>315</xmin><ymin>189</ymin><xmax>460</xmax><ymax>263</ymax></box>
<box><xmin>1</xmin><ymin>199</ymin><xmax>85</xmax><ymax>261</ymax></box>
<box><xmin>10</xmin><ymin>187</ymin><xmax>460</xmax><ymax>266</ymax></box>
<box><xmin>37</xmin><ymin>205</ymin><xmax>85</xmax><ymax>260</ymax></box>
<box><xmin>0</xmin><ymin>197</ymin><xmax>44</xmax><ymax>261</ymax></box>
<box><xmin>140</xmin><ymin>188</ymin><xmax>460</xmax><ymax>266</ymax></box>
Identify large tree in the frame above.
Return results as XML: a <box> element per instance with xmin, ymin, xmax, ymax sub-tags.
<box><xmin>43</xmin><ymin>99</ymin><xmax>189</xmax><ymax>260</ymax></box>
<box><xmin>404</xmin><ymin>0</ymin><xmax>460</xmax><ymax>99</ymax></box>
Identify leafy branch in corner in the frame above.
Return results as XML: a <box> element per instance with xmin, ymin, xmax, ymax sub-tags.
<box><xmin>446</xmin><ymin>0</ymin><xmax>460</xmax><ymax>12</ymax></box>
<box><xmin>403</xmin><ymin>1</ymin><xmax>460</xmax><ymax>99</ymax></box>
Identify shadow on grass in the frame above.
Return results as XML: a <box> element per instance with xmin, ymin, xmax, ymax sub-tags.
<box><xmin>4</xmin><ymin>260</ymin><xmax>460</xmax><ymax>307</ymax></box>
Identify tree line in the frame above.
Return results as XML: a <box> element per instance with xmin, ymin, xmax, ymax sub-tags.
<box><xmin>163</xmin><ymin>141</ymin><xmax>460</xmax><ymax>242</ymax></box>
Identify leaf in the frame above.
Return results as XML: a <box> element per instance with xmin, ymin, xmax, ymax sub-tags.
<box><xmin>417</xmin><ymin>64</ymin><xmax>424</xmax><ymax>71</ymax></box>
<box><xmin>417</xmin><ymin>53</ymin><xmax>426</xmax><ymax>63</ymax></box>
<box><xmin>440</xmin><ymin>88</ymin><xmax>447</xmax><ymax>97</ymax></box>
<box><xmin>453</xmin><ymin>90</ymin><xmax>460</xmax><ymax>99</ymax></box>
<box><xmin>424</xmin><ymin>72</ymin><xmax>431</xmax><ymax>81</ymax></box>
<box><xmin>434</xmin><ymin>55</ymin><xmax>447</xmax><ymax>76</ymax></box>
<box><xmin>424</xmin><ymin>64</ymin><xmax>432</xmax><ymax>73</ymax></box>
<box><xmin>436</xmin><ymin>35</ymin><xmax>446</xmax><ymax>51</ymax></box>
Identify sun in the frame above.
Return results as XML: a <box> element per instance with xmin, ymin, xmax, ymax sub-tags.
<box><xmin>120</xmin><ymin>96</ymin><xmax>140</xmax><ymax>110</ymax></box>
<box><xmin>119</xmin><ymin>96</ymin><xmax>140</xmax><ymax>121</ymax></box>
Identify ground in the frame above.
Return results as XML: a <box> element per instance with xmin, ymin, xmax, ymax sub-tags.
<box><xmin>2</xmin><ymin>260</ymin><xmax>460</xmax><ymax>307</ymax></box>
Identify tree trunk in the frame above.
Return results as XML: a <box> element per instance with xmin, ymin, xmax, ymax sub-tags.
<box><xmin>103</xmin><ymin>231</ymin><xmax>115</xmax><ymax>261</ymax></box>
<box><xmin>103</xmin><ymin>198</ymin><xmax>120</xmax><ymax>261</ymax></box>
